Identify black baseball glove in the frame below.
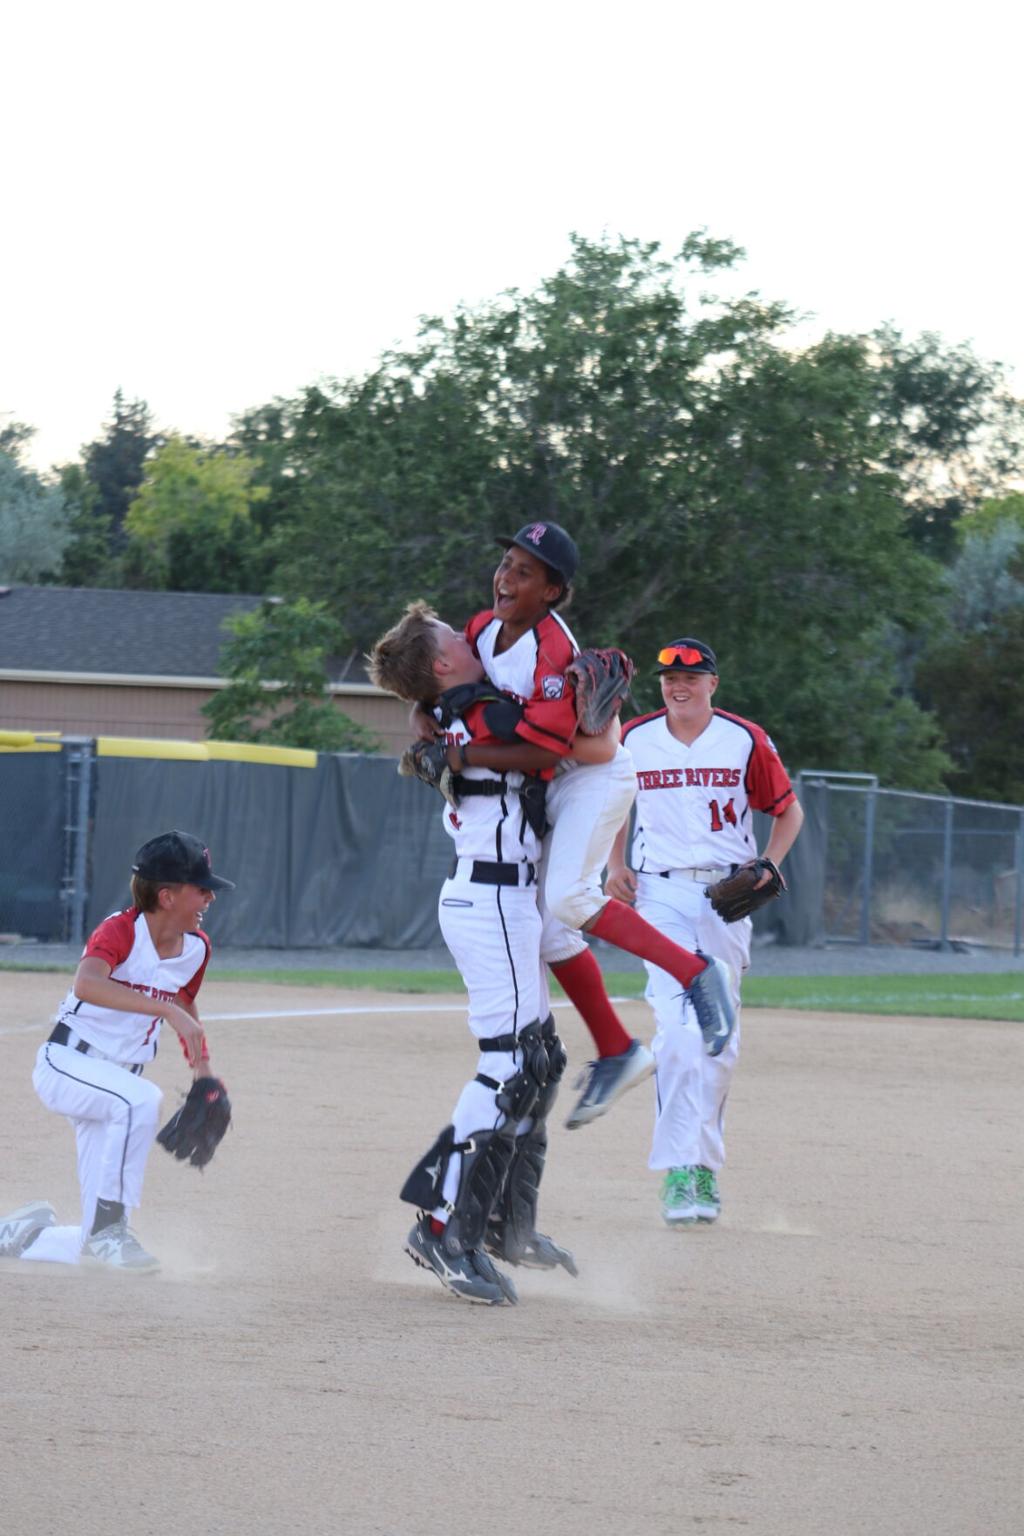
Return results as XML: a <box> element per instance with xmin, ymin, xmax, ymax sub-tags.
<box><xmin>398</xmin><ymin>738</ymin><xmax>460</xmax><ymax>809</ymax></box>
<box><xmin>156</xmin><ymin>1076</ymin><xmax>232</xmax><ymax>1169</ymax></box>
<box><xmin>565</xmin><ymin>647</ymin><xmax>636</xmax><ymax>735</ymax></box>
<box><xmin>706</xmin><ymin>858</ymin><xmax>787</xmax><ymax>923</ymax></box>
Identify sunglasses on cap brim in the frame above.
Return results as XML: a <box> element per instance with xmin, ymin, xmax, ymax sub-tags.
<box><xmin>657</xmin><ymin>645</ymin><xmax>709</xmax><ymax>668</ymax></box>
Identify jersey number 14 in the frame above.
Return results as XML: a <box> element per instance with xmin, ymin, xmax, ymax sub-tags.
<box><xmin>708</xmin><ymin>798</ymin><xmax>737</xmax><ymax>831</ymax></box>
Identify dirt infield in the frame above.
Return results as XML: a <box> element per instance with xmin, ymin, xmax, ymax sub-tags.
<box><xmin>1</xmin><ymin>971</ymin><xmax>1020</xmax><ymax>1536</ymax></box>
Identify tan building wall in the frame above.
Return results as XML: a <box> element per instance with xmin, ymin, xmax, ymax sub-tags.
<box><xmin>0</xmin><ymin>676</ymin><xmax>412</xmax><ymax>757</ymax></box>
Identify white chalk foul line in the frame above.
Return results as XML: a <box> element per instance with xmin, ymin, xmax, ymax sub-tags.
<box><xmin>1</xmin><ymin>997</ymin><xmax>638</xmax><ymax>1037</ymax></box>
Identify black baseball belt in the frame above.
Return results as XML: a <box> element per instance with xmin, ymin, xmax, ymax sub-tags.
<box><xmin>449</xmin><ymin>857</ymin><xmax>537</xmax><ymax>887</ymax></box>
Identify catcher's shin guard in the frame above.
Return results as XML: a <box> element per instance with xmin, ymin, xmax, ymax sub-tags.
<box><xmin>487</xmin><ymin>1019</ymin><xmax>577</xmax><ymax>1276</ymax></box>
<box><xmin>441</xmin><ymin>1122</ymin><xmax>517</xmax><ymax>1258</ymax></box>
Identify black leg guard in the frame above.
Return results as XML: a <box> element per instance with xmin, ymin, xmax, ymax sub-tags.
<box><xmin>441</xmin><ymin>1122</ymin><xmax>518</xmax><ymax>1258</ymax></box>
<box><xmin>487</xmin><ymin>1019</ymin><xmax>578</xmax><ymax>1277</ymax></box>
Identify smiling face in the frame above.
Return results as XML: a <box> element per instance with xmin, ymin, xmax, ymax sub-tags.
<box><xmin>160</xmin><ymin>882</ymin><xmax>216</xmax><ymax>934</ymax></box>
<box><xmin>492</xmin><ymin>546</ymin><xmax>563</xmax><ymax>634</ymax></box>
<box><xmin>659</xmin><ymin>668</ymin><xmax>718</xmax><ymax>735</ymax></box>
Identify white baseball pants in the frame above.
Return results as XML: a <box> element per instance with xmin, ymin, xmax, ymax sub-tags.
<box><xmin>539</xmin><ymin>746</ymin><xmax>638</xmax><ymax>955</ymax></box>
<box><xmin>436</xmin><ymin>863</ymin><xmax>547</xmax><ymax>1215</ymax></box>
<box><xmin>636</xmin><ymin>871</ymin><xmax>750</xmax><ymax>1172</ymax></box>
<box><xmin>23</xmin><ymin>1039</ymin><xmax>163</xmax><ymax>1263</ymax></box>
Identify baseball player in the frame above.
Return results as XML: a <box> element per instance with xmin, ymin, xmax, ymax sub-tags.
<box><xmin>415</xmin><ymin>521</ymin><xmax>737</xmax><ymax>1128</ymax></box>
<box><xmin>0</xmin><ymin>831</ymin><xmax>234</xmax><ymax>1274</ymax></box>
<box><xmin>369</xmin><ymin>603</ymin><xmax>576</xmax><ymax>1305</ymax></box>
<box><xmin>606</xmin><ymin>638</ymin><xmax>803</xmax><ymax>1226</ymax></box>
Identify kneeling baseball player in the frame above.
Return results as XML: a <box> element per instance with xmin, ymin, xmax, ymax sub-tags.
<box><xmin>369</xmin><ymin>603</ymin><xmax>578</xmax><ymax>1305</ymax></box>
<box><xmin>0</xmin><ymin>832</ymin><xmax>233</xmax><ymax>1275</ymax></box>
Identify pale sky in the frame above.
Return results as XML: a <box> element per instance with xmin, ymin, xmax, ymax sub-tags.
<box><xmin>4</xmin><ymin>0</ymin><xmax>1022</xmax><ymax>474</ymax></box>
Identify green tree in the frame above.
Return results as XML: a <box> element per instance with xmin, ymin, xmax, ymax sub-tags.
<box><xmin>270</xmin><ymin>233</ymin><xmax>955</xmax><ymax>787</ymax></box>
<box><xmin>202</xmin><ymin>597</ymin><xmax>379</xmax><ymax>752</ymax></box>
<box><xmin>56</xmin><ymin>391</ymin><xmax>160</xmax><ymax>583</ymax></box>
<box><xmin>870</xmin><ymin>328</ymin><xmax>1024</xmax><ymax>561</ymax></box>
<box><xmin>84</xmin><ymin>390</ymin><xmax>159</xmax><ymax>546</ymax></box>
<box><xmin>0</xmin><ymin>428</ymin><xmax>69</xmax><ymax>582</ymax></box>
<box><xmin>916</xmin><ymin>608</ymin><xmax>1024</xmax><ymax>803</ymax></box>
<box><xmin>122</xmin><ymin>436</ymin><xmax>269</xmax><ymax>592</ymax></box>
<box><xmin>57</xmin><ymin>462</ymin><xmax>115</xmax><ymax>587</ymax></box>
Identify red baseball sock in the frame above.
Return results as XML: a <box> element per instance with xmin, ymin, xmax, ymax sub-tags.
<box><xmin>586</xmin><ymin>899</ymin><xmax>707</xmax><ymax>988</ymax></box>
<box><xmin>430</xmin><ymin>1217</ymin><xmax>445</xmax><ymax>1236</ymax></box>
<box><xmin>550</xmin><ymin>948</ymin><xmax>632</xmax><ymax>1058</ymax></box>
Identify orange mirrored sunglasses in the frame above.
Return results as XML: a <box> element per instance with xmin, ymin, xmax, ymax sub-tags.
<box><xmin>657</xmin><ymin>645</ymin><xmax>706</xmax><ymax>668</ymax></box>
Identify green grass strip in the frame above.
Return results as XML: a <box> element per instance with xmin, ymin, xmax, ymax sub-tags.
<box><xmin>741</xmin><ymin>972</ymin><xmax>1024</xmax><ymax>1021</ymax></box>
<box><xmin>4</xmin><ymin>961</ymin><xmax>1022</xmax><ymax>1020</ymax></box>
<box><xmin>212</xmin><ymin>967</ymin><xmax>1024</xmax><ymax>1019</ymax></box>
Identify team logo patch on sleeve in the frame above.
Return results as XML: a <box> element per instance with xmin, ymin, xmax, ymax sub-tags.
<box><xmin>542</xmin><ymin>674</ymin><xmax>565</xmax><ymax>699</ymax></box>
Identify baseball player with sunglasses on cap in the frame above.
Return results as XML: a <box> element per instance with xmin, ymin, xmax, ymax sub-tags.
<box><xmin>606</xmin><ymin>639</ymin><xmax>803</xmax><ymax>1227</ymax></box>
<box><xmin>0</xmin><ymin>831</ymin><xmax>234</xmax><ymax>1275</ymax></box>
<box><xmin>411</xmin><ymin>522</ymin><xmax>738</xmax><ymax>1129</ymax></box>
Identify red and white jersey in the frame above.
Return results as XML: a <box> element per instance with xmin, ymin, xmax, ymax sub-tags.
<box><xmin>54</xmin><ymin>907</ymin><xmax>211</xmax><ymax>1063</ymax></box>
<box><xmin>621</xmin><ymin>708</ymin><xmax>796</xmax><ymax>872</ymax></box>
<box><xmin>466</xmin><ymin>608</ymin><xmax>579</xmax><ymax>763</ymax></box>
<box><xmin>437</xmin><ymin>698</ymin><xmax>542</xmax><ymax>866</ymax></box>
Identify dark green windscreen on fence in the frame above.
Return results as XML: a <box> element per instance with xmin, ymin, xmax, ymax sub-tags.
<box><xmin>86</xmin><ymin>754</ymin><xmax>455</xmax><ymax>948</ymax></box>
<box><xmin>0</xmin><ymin>752</ymin><xmax>65</xmax><ymax>940</ymax></box>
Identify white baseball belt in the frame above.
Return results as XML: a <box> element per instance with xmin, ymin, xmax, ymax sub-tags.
<box><xmin>649</xmin><ymin>866</ymin><xmax>733</xmax><ymax>883</ymax></box>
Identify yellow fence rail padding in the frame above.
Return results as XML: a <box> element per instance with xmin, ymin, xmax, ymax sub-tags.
<box><xmin>204</xmin><ymin>740</ymin><xmax>317</xmax><ymax>768</ymax></box>
<box><xmin>93</xmin><ymin>736</ymin><xmax>318</xmax><ymax>766</ymax></box>
<box><xmin>0</xmin><ymin>730</ymin><xmax>63</xmax><ymax>752</ymax></box>
<box><xmin>96</xmin><ymin>737</ymin><xmax>209</xmax><ymax>761</ymax></box>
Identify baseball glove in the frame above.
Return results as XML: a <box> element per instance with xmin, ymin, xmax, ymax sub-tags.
<box><xmin>706</xmin><ymin>858</ymin><xmax>787</xmax><ymax>923</ymax></box>
<box><xmin>565</xmin><ymin>647</ymin><xmax>636</xmax><ymax>735</ymax></box>
<box><xmin>398</xmin><ymin>738</ymin><xmax>459</xmax><ymax>810</ymax></box>
<box><xmin>156</xmin><ymin>1076</ymin><xmax>232</xmax><ymax>1169</ymax></box>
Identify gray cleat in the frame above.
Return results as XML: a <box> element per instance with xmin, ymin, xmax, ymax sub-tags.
<box><xmin>405</xmin><ymin>1217</ymin><xmax>517</xmax><ymax>1305</ymax></box>
<box><xmin>687</xmin><ymin>957</ymin><xmax>736</xmax><ymax>1057</ymax></box>
<box><xmin>486</xmin><ymin>1226</ymin><xmax>578</xmax><ymax>1277</ymax></box>
<box><xmin>0</xmin><ymin>1201</ymin><xmax>57</xmax><ymax>1258</ymax></box>
<box><xmin>81</xmin><ymin>1220</ymin><xmax>160</xmax><ymax>1274</ymax></box>
<box><xmin>564</xmin><ymin>1038</ymin><xmax>655</xmax><ymax>1129</ymax></box>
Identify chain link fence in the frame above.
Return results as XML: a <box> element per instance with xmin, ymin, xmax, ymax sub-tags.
<box><xmin>2</xmin><ymin>746</ymin><xmax>1022</xmax><ymax>954</ymax></box>
<box><xmin>798</xmin><ymin>772</ymin><xmax>1024</xmax><ymax>954</ymax></box>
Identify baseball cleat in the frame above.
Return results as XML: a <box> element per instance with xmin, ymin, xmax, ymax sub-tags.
<box><xmin>564</xmin><ymin>1038</ymin><xmax>655</xmax><ymax>1129</ymax></box>
<box><xmin>686</xmin><ymin>957</ymin><xmax>736</xmax><ymax>1057</ymax></box>
<box><xmin>660</xmin><ymin>1168</ymin><xmax>699</xmax><ymax>1227</ymax></box>
<box><xmin>486</xmin><ymin>1227</ymin><xmax>579</xmax><ymax>1277</ymax></box>
<box><xmin>404</xmin><ymin>1217</ymin><xmax>516</xmax><ymax>1305</ymax></box>
<box><xmin>0</xmin><ymin>1201</ymin><xmax>57</xmax><ymax>1259</ymax></box>
<box><xmin>81</xmin><ymin>1220</ymin><xmax>160</xmax><ymax>1274</ymax></box>
<box><xmin>694</xmin><ymin>1165</ymin><xmax>721</xmax><ymax>1222</ymax></box>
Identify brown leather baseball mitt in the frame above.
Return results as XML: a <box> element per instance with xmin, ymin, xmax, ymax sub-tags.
<box><xmin>706</xmin><ymin>858</ymin><xmax>787</xmax><ymax>923</ymax></box>
<box><xmin>565</xmin><ymin>647</ymin><xmax>636</xmax><ymax>735</ymax></box>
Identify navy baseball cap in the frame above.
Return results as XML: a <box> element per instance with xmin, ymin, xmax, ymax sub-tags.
<box><xmin>496</xmin><ymin>521</ymin><xmax>579</xmax><ymax>584</ymax></box>
<box><xmin>655</xmin><ymin>638</ymin><xmax>718</xmax><ymax>675</ymax></box>
<box><xmin>132</xmin><ymin>831</ymin><xmax>236</xmax><ymax>891</ymax></box>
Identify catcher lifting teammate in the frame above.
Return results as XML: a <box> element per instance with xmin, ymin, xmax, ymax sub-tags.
<box><xmin>0</xmin><ymin>832</ymin><xmax>233</xmax><ymax>1275</ymax></box>
<box><xmin>606</xmin><ymin>639</ymin><xmax>803</xmax><ymax>1228</ymax></box>
<box><xmin>370</xmin><ymin>605</ymin><xmax>587</xmax><ymax>1304</ymax></box>
<box><xmin>408</xmin><ymin>520</ymin><xmax>737</xmax><ymax>1127</ymax></box>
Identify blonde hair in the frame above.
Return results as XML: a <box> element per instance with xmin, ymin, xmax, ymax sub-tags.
<box><xmin>366</xmin><ymin>601</ymin><xmax>444</xmax><ymax>703</ymax></box>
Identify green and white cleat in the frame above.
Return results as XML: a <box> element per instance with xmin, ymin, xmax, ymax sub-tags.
<box><xmin>660</xmin><ymin>1167</ymin><xmax>699</xmax><ymax>1227</ymax></box>
<box><xmin>694</xmin><ymin>1165</ymin><xmax>721</xmax><ymax>1222</ymax></box>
